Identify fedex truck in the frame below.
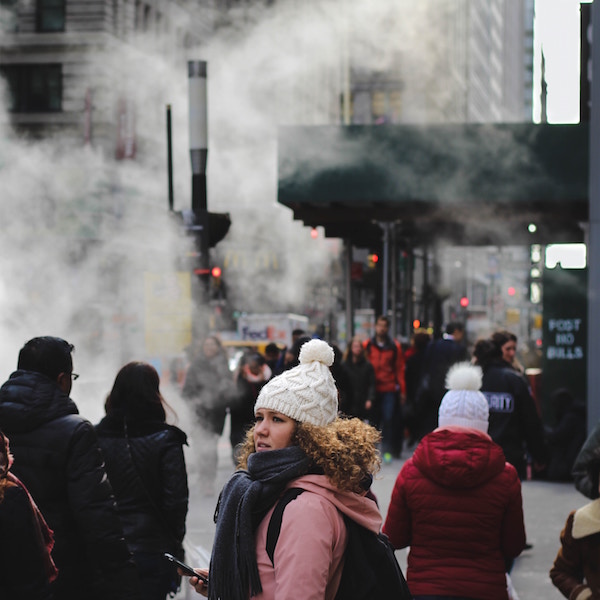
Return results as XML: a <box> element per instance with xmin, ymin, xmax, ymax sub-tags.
<box><xmin>237</xmin><ymin>313</ymin><xmax>309</xmax><ymax>347</ymax></box>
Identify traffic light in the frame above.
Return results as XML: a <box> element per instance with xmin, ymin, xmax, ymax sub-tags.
<box><xmin>209</xmin><ymin>265</ymin><xmax>225</xmax><ymax>301</ymax></box>
<box><xmin>459</xmin><ymin>296</ymin><xmax>469</xmax><ymax>308</ymax></box>
<box><xmin>367</xmin><ymin>253</ymin><xmax>379</xmax><ymax>268</ymax></box>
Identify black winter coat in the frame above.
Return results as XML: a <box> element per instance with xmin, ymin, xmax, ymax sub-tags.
<box><xmin>341</xmin><ymin>357</ymin><xmax>375</xmax><ymax>419</ymax></box>
<box><xmin>0</xmin><ymin>370</ymin><xmax>141</xmax><ymax>600</ymax></box>
<box><xmin>481</xmin><ymin>361</ymin><xmax>548</xmax><ymax>479</ymax></box>
<box><xmin>95</xmin><ymin>415</ymin><xmax>189</xmax><ymax>554</ymax></box>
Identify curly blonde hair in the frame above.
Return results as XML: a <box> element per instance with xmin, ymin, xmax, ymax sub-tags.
<box><xmin>237</xmin><ymin>417</ymin><xmax>381</xmax><ymax>493</ymax></box>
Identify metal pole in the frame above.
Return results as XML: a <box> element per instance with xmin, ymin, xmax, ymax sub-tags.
<box><xmin>344</xmin><ymin>240</ymin><xmax>354</xmax><ymax>342</ymax></box>
<box><xmin>390</xmin><ymin>224</ymin><xmax>398</xmax><ymax>338</ymax></box>
<box><xmin>166</xmin><ymin>104</ymin><xmax>174</xmax><ymax>211</ymax></box>
<box><xmin>587</xmin><ymin>1</ymin><xmax>600</xmax><ymax>434</ymax></box>
<box><xmin>381</xmin><ymin>222</ymin><xmax>390</xmax><ymax>317</ymax></box>
<box><xmin>188</xmin><ymin>60</ymin><xmax>209</xmax><ymax>275</ymax></box>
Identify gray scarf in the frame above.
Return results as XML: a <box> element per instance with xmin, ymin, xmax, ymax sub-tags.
<box><xmin>209</xmin><ymin>446</ymin><xmax>312</xmax><ymax>600</ymax></box>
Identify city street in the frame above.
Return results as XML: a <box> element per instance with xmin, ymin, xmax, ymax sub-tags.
<box><xmin>176</xmin><ymin>425</ymin><xmax>587</xmax><ymax>600</ymax></box>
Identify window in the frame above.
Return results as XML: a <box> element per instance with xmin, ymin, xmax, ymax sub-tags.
<box><xmin>36</xmin><ymin>0</ymin><xmax>65</xmax><ymax>32</ymax></box>
<box><xmin>0</xmin><ymin>64</ymin><xmax>62</xmax><ymax>112</ymax></box>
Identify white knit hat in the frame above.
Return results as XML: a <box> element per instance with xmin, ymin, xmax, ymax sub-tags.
<box><xmin>438</xmin><ymin>362</ymin><xmax>489</xmax><ymax>432</ymax></box>
<box><xmin>254</xmin><ymin>338</ymin><xmax>338</xmax><ymax>426</ymax></box>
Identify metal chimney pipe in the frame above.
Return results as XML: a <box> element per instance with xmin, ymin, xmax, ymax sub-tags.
<box><xmin>188</xmin><ymin>60</ymin><xmax>209</xmax><ymax>274</ymax></box>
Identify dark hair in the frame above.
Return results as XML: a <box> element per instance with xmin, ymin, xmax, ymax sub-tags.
<box><xmin>472</xmin><ymin>337</ymin><xmax>501</xmax><ymax>368</ymax></box>
<box><xmin>491</xmin><ymin>330</ymin><xmax>517</xmax><ymax>348</ymax></box>
<box><xmin>264</xmin><ymin>343</ymin><xmax>280</xmax><ymax>356</ymax></box>
<box><xmin>17</xmin><ymin>336</ymin><xmax>74</xmax><ymax>380</ymax></box>
<box><xmin>376</xmin><ymin>315</ymin><xmax>390</xmax><ymax>325</ymax></box>
<box><xmin>446</xmin><ymin>321</ymin><xmax>464</xmax><ymax>335</ymax></box>
<box><xmin>412</xmin><ymin>331</ymin><xmax>431</xmax><ymax>352</ymax></box>
<box><xmin>105</xmin><ymin>362</ymin><xmax>169</xmax><ymax>422</ymax></box>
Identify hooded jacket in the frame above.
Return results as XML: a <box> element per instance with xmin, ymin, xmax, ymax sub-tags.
<box><xmin>0</xmin><ymin>370</ymin><xmax>141</xmax><ymax>600</ymax></box>
<box><xmin>253</xmin><ymin>473</ymin><xmax>382</xmax><ymax>600</ymax></box>
<box><xmin>383</xmin><ymin>428</ymin><xmax>526</xmax><ymax>600</ymax></box>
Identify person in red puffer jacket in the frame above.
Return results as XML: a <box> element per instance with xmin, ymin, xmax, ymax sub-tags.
<box><xmin>383</xmin><ymin>362</ymin><xmax>526</xmax><ymax>600</ymax></box>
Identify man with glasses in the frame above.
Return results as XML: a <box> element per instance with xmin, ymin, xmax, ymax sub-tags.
<box><xmin>0</xmin><ymin>336</ymin><xmax>141</xmax><ymax>600</ymax></box>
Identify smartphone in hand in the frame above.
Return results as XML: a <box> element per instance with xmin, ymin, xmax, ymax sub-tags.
<box><xmin>163</xmin><ymin>553</ymin><xmax>209</xmax><ymax>584</ymax></box>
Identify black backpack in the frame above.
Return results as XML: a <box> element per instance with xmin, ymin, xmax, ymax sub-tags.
<box><xmin>266</xmin><ymin>488</ymin><xmax>413</xmax><ymax>600</ymax></box>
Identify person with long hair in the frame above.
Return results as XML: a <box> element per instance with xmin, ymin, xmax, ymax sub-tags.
<box><xmin>341</xmin><ymin>335</ymin><xmax>375</xmax><ymax>419</ymax></box>
<box><xmin>183</xmin><ymin>339</ymin><xmax>382</xmax><ymax>599</ymax></box>
<box><xmin>0</xmin><ymin>430</ymin><xmax>57</xmax><ymax>599</ymax></box>
<box><xmin>95</xmin><ymin>362</ymin><xmax>189</xmax><ymax>600</ymax></box>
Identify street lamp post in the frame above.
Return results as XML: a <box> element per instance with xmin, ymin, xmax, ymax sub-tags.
<box><xmin>188</xmin><ymin>60</ymin><xmax>209</xmax><ymax>287</ymax></box>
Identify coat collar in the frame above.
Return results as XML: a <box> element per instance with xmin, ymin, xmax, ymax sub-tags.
<box><xmin>573</xmin><ymin>498</ymin><xmax>600</xmax><ymax>538</ymax></box>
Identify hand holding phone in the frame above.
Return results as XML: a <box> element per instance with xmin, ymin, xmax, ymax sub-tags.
<box><xmin>163</xmin><ymin>552</ymin><xmax>209</xmax><ymax>584</ymax></box>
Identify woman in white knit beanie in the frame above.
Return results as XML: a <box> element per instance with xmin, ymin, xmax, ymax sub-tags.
<box><xmin>185</xmin><ymin>339</ymin><xmax>382</xmax><ymax>600</ymax></box>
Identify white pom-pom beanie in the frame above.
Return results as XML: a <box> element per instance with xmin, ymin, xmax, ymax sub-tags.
<box><xmin>438</xmin><ymin>362</ymin><xmax>489</xmax><ymax>433</ymax></box>
<box><xmin>254</xmin><ymin>338</ymin><xmax>339</xmax><ymax>426</ymax></box>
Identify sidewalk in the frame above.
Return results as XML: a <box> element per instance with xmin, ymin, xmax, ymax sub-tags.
<box><xmin>179</xmin><ymin>431</ymin><xmax>587</xmax><ymax>600</ymax></box>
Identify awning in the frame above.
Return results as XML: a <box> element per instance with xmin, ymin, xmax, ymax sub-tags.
<box><xmin>278</xmin><ymin>122</ymin><xmax>588</xmax><ymax>248</ymax></box>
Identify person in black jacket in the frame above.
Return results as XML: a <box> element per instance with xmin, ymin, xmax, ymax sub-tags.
<box><xmin>95</xmin><ymin>361</ymin><xmax>189</xmax><ymax>600</ymax></box>
<box><xmin>0</xmin><ymin>429</ymin><xmax>57</xmax><ymax>600</ymax></box>
<box><xmin>341</xmin><ymin>335</ymin><xmax>375</xmax><ymax>419</ymax></box>
<box><xmin>0</xmin><ymin>336</ymin><xmax>141</xmax><ymax>600</ymax></box>
<box><xmin>473</xmin><ymin>337</ymin><xmax>548</xmax><ymax>480</ymax></box>
<box><xmin>544</xmin><ymin>388</ymin><xmax>587</xmax><ymax>482</ymax></box>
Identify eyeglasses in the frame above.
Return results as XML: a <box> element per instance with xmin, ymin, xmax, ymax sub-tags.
<box><xmin>71</xmin><ymin>373</ymin><xmax>80</xmax><ymax>381</ymax></box>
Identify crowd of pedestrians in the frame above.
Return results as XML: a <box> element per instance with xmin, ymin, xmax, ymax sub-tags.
<box><xmin>0</xmin><ymin>327</ymin><xmax>598</xmax><ymax>599</ymax></box>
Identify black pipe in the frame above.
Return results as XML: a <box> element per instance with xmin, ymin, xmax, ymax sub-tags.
<box><xmin>166</xmin><ymin>104</ymin><xmax>174</xmax><ymax>211</ymax></box>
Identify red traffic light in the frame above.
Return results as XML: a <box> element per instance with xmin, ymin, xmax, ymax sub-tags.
<box><xmin>211</xmin><ymin>266</ymin><xmax>222</xmax><ymax>278</ymax></box>
<box><xmin>459</xmin><ymin>296</ymin><xmax>469</xmax><ymax>308</ymax></box>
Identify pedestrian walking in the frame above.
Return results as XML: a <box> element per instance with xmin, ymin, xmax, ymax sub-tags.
<box><xmin>182</xmin><ymin>335</ymin><xmax>234</xmax><ymax>496</ymax></box>
<box><xmin>550</xmin><ymin>449</ymin><xmax>600</xmax><ymax>599</ymax></box>
<box><xmin>415</xmin><ymin>321</ymin><xmax>468</xmax><ymax>437</ymax></box>
<box><xmin>364</xmin><ymin>315</ymin><xmax>406</xmax><ymax>462</ymax></box>
<box><xmin>230</xmin><ymin>351</ymin><xmax>272</xmax><ymax>461</ymax></box>
<box><xmin>342</xmin><ymin>335</ymin><xmax>376</xmax><ymax>420</ymax></box>
<box><xmin>0</xmin><ymin>336</ymin><xmax>141</xmax><ymax>599</ymax></box>
<box><xmin>95</xmin><ymin>361</ymin><xmax>189</xmax><ymax>600</ymax></box>
<box><xmin>543</xmin><ymin>388</ymin><xmax>587</xmax><ymax>482</ymax></box>
<box><xmin>383</xmin><ymin>362</ymin><xmax>526</xmax><ymax>600</ymax></box>
<box><xmin>473</xmin><ymin>337</ymin><xmax>548</xmax><ymax>480</ymax></box>
<box><xmin>183</xmin><ymin>339</ymin><xmax>382</xmax><ymax>599</ymax></box>
<box><xmin>0</xmin><ymin>429</ymin><xmax>57</xmax><ymax>600</ymax></box>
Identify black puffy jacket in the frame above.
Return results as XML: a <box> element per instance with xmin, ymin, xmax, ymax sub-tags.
<box><xmin>0</xmin><ymin>370</ymin><xmax>141</xmax><ymax>600</ymax></box>
<box><xmin>94</xmin><ymin>415</ymin><xmax>188</xmax><ymax>554</ymax></box>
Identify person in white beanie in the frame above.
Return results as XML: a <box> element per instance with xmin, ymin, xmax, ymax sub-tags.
<box><xmin>183</xmin><ymin>338</ymin><xmax>383</xmax><ymax>600</ymax></box>
<box><xmin>383</xmin><ymin>362</ymin><xmax>527</xmax><ymax>600</ymax></box>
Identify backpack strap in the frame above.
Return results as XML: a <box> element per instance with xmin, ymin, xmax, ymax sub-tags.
<box><xmin>266</xmin><ymin>488</ymin><xmax>304</xmax><ymax>566</ymax></box>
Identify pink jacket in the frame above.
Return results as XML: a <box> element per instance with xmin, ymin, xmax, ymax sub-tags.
<box><xmin>252</xmin><ymin>474</ymin><xmax>382</xmax><ymax>600</ymax></box>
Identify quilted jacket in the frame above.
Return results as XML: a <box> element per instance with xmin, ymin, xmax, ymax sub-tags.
<box><xmin>383</xmin><ymin>428</ymin><xmax>526</xmax><ymax>600</ymax></box>
<box><xmin>0</xmin><ymin>370</ymin><xmax>141</xmax><ymax>600</ymax></box>
<box><xmin>94</xmin><ymin>415</ymin><xmax>188</xmax><ymax>554</ymax></box>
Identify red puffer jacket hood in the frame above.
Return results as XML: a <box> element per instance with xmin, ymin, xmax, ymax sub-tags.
<box><xmin>412</xmin><ymin>428</ymin><xmax>506</xmax><ymax>489</ymax></box>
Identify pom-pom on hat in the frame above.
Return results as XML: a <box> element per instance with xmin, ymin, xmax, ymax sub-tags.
<box><xmin>254</xmin><ymin>338</ymin><xmax>338</xmax><ymax>427</ymax></box>
<box><xmin>438</xmin><ymin>362</ymin><xmax>489</xmax><ymax>433</ymax></box>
